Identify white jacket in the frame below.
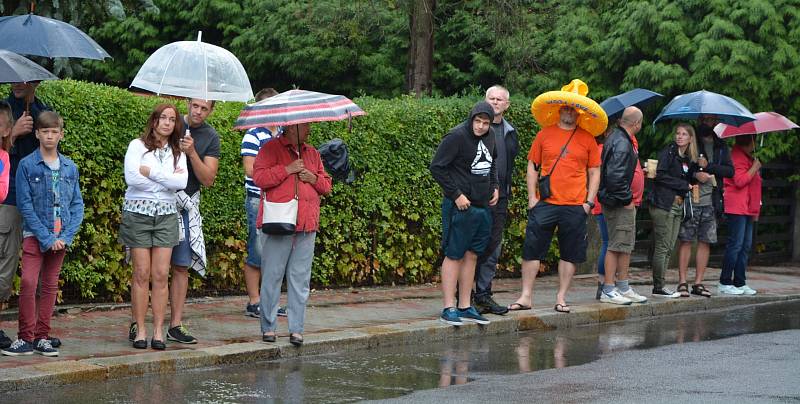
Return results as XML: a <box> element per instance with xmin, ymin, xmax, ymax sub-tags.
<box><xmin>124</xmin><ymin>138</ymin><xmax>188</xmax><ymax>202</ymax></box>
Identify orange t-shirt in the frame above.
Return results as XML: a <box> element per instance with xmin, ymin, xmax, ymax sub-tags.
<box><xmin>528</xmin><ymin>125</ymin><xmax>600</xmax><ymax>205</ymax></box>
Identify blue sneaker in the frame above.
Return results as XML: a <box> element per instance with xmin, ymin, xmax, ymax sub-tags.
<box><xmin>34</xmin><ymin>338</ymin><xmax>59</xmax><ymax>357</ymax></box>
<box><xmin>1</xmin><ymin>339</ymin><xmax>33</xmax><ymax>356</ymax></box>
<box><xmin>440</xmin><ymin>307</ymin><xmax>463</xmax><ymax>326</ymax></box>
<box><xmin>245</xmin><ymin>303</ymin><xmax>261</xmax><ymax>318</ymax></box>
<box><xmin>457</xmin><ymin>306</ymin><xmax>490</xmax><ymax>325</ymax></box>
<box><xmin>277</xmin><ymin>306</ymin><xmax>287</xmax><ymax>317</ymax></box>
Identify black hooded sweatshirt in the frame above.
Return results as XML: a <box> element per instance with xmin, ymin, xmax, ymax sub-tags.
<box><xmin>429</xmin><ymin>101</ymin><xmax>499</xmax><ymax>207</ymax></box>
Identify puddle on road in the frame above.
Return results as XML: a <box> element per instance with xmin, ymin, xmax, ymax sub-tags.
<box><xmin>6</xmin><ymin>300</ymin><xmax>800</xmax><ymax>403</ymax></box>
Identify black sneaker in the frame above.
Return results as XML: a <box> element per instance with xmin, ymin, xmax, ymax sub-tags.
<box><xmin>47</xmin><ymin>336</ymin><xmax>62</xmax><ymax>348</ymax></box>
<box><xmin>34</xmin><ymin>338</ymin><xmax>59</xmax><ymax>357</ymax></box>
<box><xmin>277</xmin><ymin>306</ymin><xmax>287</xmax><ymax>317</ymax></box>
<box><xmin>474</xmin><ymin>296</ymin><xmax>509</xmax><ymax>315</ymax></box>
<box><xmin>0</xmin><ymin>330</ymin><xmax>11</xmax><ymax>349</ymax></box>
<box><xmin>128</xmin><ymin>322</ymin><xmax>137</xmax><ymax>342</ymax></box>
<box><xmin>167</xmin><ymin>325</ymin><xmax>197</xmax><ymax>344</ymax></box>
<box><xmin>245</xmin><ymin>303</ymin><xmax>261</xmax><ymax>318</ymax></box>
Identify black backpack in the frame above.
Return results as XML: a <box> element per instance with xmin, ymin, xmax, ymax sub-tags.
<box><xmin>318</xmin><ymin>138</ymin><xmax>355</xmax><ymax>183</ymax></box>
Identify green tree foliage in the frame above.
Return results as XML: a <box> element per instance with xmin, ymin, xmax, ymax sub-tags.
<box><xmin>530</xmin><ymin>0</ymin><xmax>800</xmax><ymax>158</ymax></box>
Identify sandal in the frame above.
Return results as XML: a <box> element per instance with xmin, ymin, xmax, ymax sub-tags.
<box><xmin>554</xmin><ymin>303</ymin><xmax>571</xmax><ymax>313</ymax></box>
<box><xmin>677</xmin><ymin>283</ymin><xmax>690</xmax><ymax>298</ymax></box>
<box><xmin>508</xmin><ymin>302</ymin><xmax>532</xmax><ymax>311</ymax></box>
<box><xmin>691</xmin><ymin>284</ymin><xmax>712</xmax><ymax>298</ymax></box>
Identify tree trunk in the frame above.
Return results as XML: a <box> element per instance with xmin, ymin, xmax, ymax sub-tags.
<box><xmin>406</xmin><ymin>0</ymin><xmax>435</xmax><ymax>97</ymax></box>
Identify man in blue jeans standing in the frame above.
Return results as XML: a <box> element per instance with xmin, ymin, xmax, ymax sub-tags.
<box><xmin>168</xmin><ymin>98</ymin><xmax>221</xmax><ymax>344</ymax></box>
<box><xmin>240</xmin><ymin>88</ymin><xmax>280</xmax><ymax>318</ymax></box>
<box><xmin>430</xmin><ymin>101</ymin><xmax>499</xmax><ymax>327</ymax></box>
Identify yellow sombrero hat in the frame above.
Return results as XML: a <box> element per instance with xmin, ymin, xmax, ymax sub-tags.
<box><xmin>531</xmin><ymin>79</ymin><xmax>608</xmax><ymax>136</ymax></box>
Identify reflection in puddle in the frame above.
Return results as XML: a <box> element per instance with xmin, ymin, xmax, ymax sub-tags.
<box><xmin>5</xmin><ymin>301</ymin><xmax>800</xmax><ymax>403</ymax></box>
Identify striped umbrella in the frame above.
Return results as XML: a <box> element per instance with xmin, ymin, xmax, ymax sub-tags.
<box><xmin>234</xmin><ymin>89</ymin><xmax>366</xmax><ymax>130</ymax></box>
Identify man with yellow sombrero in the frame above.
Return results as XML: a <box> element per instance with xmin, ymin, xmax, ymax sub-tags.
<box><xmin>508</xmin><ymin>79</ymin><xmax>606</xmax><ymax>314</ymax></box>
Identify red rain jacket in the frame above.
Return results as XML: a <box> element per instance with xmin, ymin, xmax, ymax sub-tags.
<box><xmin>723</xmin><ymin>145</ymin><xmax>762</xmax><ymax>219</ymax></box>
<box><xmin>253</xmin><ymin>135</ymin><xmax>332</xmax><ymax>232</ymax></box>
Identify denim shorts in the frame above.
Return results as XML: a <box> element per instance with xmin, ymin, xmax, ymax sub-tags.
<box><xmin>118</xmin><ymin>210</ymin><xmax>179</xmax><ymax>248</ymax></box>
<box><xmin>522</xmin><ymin>202</ymin><xmax>588</xmax><ymax>263</ymax></box>
<box><xmin>440</xmin><ymin>198</ymin><xmax>492</xmax><ymax>259</ymax></box>
<box><xmin>245</xmin><ymin>194</ymin><xmax>263</xmax><ymax>267</ymax></box>
<box><xmin>171</xmin><ymin>210</ymin><xmax>192</xmax><ymax>267</ymax></box>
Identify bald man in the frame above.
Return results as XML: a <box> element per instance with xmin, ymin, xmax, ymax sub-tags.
<box><xmin>597</xmin><ymin>107</ymin><xmax>647</xmax><ymax>305</ymax></box>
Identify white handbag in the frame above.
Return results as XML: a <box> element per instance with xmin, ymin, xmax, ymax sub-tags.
<box><xmin>261</xmin><ymin>195</ymin><xmax>298</xmax><ymax>235</ymax></box>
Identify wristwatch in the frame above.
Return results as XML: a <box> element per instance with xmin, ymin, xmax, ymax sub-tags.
<box><xmin>584</xmin><ymin>200</ymin><xmax>595</xmax><ymax>209</ymax></box>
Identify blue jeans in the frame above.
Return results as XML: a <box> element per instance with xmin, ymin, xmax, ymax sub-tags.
<box><xmin>720</xmin><ymin>214</ymin><xmax>753</xmax><ymax>287</ymax></box>
<box><xmin>595</xmin><ymin>214</ymin><xmax>608</xmax><ymax>276</ymax></box>
<box><xmin>244</xmin><ymin>195</ymin><xmax>262</xmax><ymax>268</ymax></box>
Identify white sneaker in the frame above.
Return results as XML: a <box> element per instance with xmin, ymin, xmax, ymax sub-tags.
<box><xmin>600</xmin><ymin>288</ymin><xmax>633</xmax><ymax>305</ymax></box>
<box><xmin>718</xmin><ymin>283</ymin><xmax>744</xmax><ymax>295</ymax></box>
<box><xmin>737</xmin><ymin>285</ymin><xmax>757</xmax><ymax>295</ymax></box>
<box><xmin>621</xmin><ymin>288</ymin><xmax>648</xmax><ymax>303</ymax></box>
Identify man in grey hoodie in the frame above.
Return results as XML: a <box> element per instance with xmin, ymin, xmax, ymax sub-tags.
<box><xmin>430</xmin><ymin>101</ymin><xmax>499</xmax><ymax>327</ymax></box>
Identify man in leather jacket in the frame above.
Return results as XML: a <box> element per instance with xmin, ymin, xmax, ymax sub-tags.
<box><xmin>597</xmin><ymin>107</ymin><xmax>648</xmax><ymax>305</ymax></box>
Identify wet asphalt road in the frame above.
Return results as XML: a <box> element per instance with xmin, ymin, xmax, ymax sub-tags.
<box><xmin>3</xmin><ymin>301</ymin><xmax>799</xmax><ymax>403</ymax></box>
<box><xmin>373</xmin><ymin>329</ymin><xmax>800</xmax><ymax>403</ymax></box>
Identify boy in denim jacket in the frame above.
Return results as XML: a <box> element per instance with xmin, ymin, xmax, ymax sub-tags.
<box><xmin>1</xmin><ymin>111</ymin><xmax>83</xmax><ymax>357</ymax></box>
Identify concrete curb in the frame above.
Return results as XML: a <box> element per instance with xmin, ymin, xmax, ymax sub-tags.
<box><xmin>1</xmin><ymin>293</ymin><xmax>797</xmax><ymax>393</ymax></box>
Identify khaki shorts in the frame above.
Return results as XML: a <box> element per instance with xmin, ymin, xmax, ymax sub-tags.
<box><xmin>603</xmin><ymin>205</ymin><xmax>636</xmax><ymax>254</ymax></box>
<box><xmin>119</xmin><ymin>210</ymin><xmax>179</xmax><ymax>248</ymax></box>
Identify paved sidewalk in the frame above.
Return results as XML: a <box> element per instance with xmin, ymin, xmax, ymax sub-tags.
<box><xmin>0</xmin><ymin>265</ymin><xmax>798</xmax><ymax>392</ymax></box>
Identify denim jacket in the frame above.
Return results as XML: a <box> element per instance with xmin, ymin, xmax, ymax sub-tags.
<box><xmin>15</xmin><ymin>149</ymin><xmax>84</xmax><ymax>252</ymax></box>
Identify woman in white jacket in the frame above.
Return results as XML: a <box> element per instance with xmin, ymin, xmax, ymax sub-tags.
<box><xmin>120</xmin><ymin>104</ymin><xmax>188</xmax><ymax>350</ymax></box>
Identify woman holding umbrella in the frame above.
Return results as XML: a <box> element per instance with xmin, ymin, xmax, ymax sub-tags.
<box><xmin>253</xmin><ymin>123</ymin><xmax>331</xmax><ymax>346</ymax></box>
<box><xmin>648</xmin><ymin>123</ymin><xmax>697</xmax><ymax>299</ymax></box>
<box><xmin>719</xmin><ymin>135</ymin><xmax>761</xmax><ymax>295</ymax></box>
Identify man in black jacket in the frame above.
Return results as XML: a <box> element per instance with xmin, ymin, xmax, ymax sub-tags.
<box><xmin>597</xmin><ymin>107</ymin><xmax>648</xmax><ymax>305</ymax></box>
<box><xmin>473</xmin><ymin>85</ymin><xmax>519</xmax><ymax>315</ymax></box>
<box><xmin>430</xmin><ymin>101</ymin><xmax>499</xmax><ymax>327</ymax></box>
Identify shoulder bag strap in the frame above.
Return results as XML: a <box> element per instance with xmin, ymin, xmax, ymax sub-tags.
<box><xmin>544</xmin><ymin>127</ymin><xmax>579</xmax><ymax>176</ymax></box>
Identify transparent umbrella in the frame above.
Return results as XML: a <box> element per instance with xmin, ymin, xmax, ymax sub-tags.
<box><xmin>130</xmin><ymin>32</ymin><xmax>253</xmax><ymax>102</ymax></box>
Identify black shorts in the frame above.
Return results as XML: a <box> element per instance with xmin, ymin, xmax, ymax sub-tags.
<box><xmin>522</xmin><ymin>202</ymin><xmax>588</xmax><ymax>263</ymax></box>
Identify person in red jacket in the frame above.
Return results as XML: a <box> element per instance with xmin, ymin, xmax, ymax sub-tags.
<box><xmin>719</xmin><ymin>135</ymin><xmax>762</xmax><ymax>295</ymax></box>
<box><xmin>253</xmin><ymin>123</ymin><xmax>332</xmax><ymax>346</ymax></box>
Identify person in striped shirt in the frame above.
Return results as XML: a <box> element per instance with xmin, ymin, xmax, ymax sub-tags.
<box><xmin>241</xmin><ymin>88</ymin><xmax>281</xmax><ymax>318</ymax></box>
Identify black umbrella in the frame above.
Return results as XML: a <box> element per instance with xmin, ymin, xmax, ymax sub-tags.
<box><xmin>600</xmin><ymin>88</ymin><xmax>663</xmax><ymax>121</ymax></box>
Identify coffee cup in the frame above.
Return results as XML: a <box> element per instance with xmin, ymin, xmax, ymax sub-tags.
<box><xmin>646</xmin><ymin>159</ymin><xmax>658</xmax><ymax>178</ymax></box>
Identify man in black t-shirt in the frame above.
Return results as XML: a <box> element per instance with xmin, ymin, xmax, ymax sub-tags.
<box><xmin>167</xmin><ymin>98</ymin><xmax>221</xmax><ymax>344</ymax></box>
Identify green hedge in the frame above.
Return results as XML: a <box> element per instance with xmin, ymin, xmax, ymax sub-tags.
<box><xmin>11</xmin><ymin>80</ymin><xmax>550</xmax><ymax>302</ymax></box>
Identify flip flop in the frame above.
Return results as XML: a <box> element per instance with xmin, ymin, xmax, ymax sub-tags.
<box><xmin>554</xmin><ymin>303</ymin><xmax>571</xmax><ymax>313</ymax></box>
<box><xmin>507</xmin><ymin>302</ymin><xmax>532</xmax><ymax>311</ymax></box>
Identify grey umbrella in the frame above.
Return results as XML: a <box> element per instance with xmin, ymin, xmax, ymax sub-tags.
<box><xmin>0</xmin><ymin>13</ymin><xmax>110</xmax><ymax>60</ymax></box>
<box><xmin>0</xmin><ymin>49</ymin><xmax>58</xmax><ymax>83</ymax></box>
